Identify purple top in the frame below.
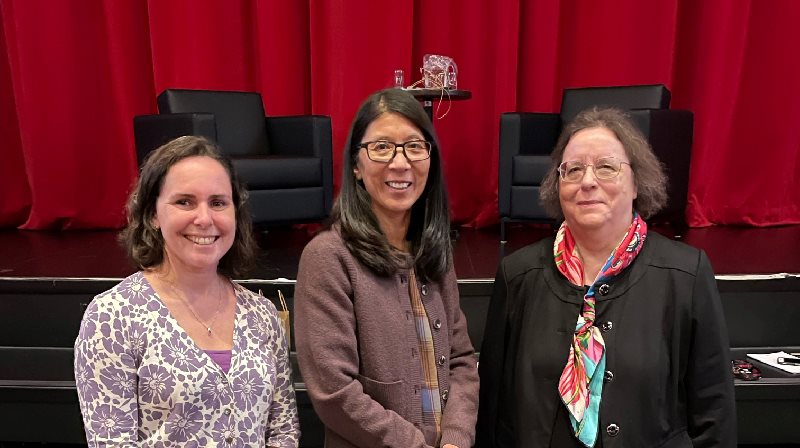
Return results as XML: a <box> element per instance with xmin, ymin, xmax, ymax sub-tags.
<box><xmin>74</xmin><ymin>272</ymin><xmax>300</xmax><ymax>447</ymax></box>
<box><xmin>206</xmin><ymin>349</ymin><xmax>233</xmax><ymax>373</ymax></box>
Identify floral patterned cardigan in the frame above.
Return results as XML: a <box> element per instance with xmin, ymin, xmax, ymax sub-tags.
<box><xmin>74</xmin><ymin>272</ymin><xmax>300</xmax><ymax>447</ymax></box>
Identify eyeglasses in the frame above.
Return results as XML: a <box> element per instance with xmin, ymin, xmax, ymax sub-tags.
<box><xmin>357</xmin><ymin>140</ymin><xmax>432</xmax><ymax>163</ymax></box>
<box><xmin>558</xmin><ymin>156</ymin><xmax>631</xmax><ymax>183</ymax></box>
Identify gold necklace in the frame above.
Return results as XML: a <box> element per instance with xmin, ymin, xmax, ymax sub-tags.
<box><xmin>163</xmin><ymin>276</ymin><xmax>226</xmax><ymax>337</ymax></box>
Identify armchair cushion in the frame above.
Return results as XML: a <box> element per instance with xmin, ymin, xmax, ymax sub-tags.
<box><xmin>133</xmin><ymin>113</ymin><xmax>216</xmax><ymax>163</ymax></box>
<box><xmin>158</xmin><ymin>89</ymin><xmax>270</xmax><ymax>156</ymax></box>
<box><xmin>249</xmin><ymin>188</ymin><xmax>326</xmax><ymax>225</ymax></box>
<box><xmin>233</xmin><ymin>157</ymin><xmax>321</xmax><ymax>189</ymax></box>
<box><xmin>512</xmin><ymin>155</ymin><xmax>551</xmax><ymax>186</ymax></box>
<box><xmin>561</xmin><ymin>84</ymin><xmax>671</xmax><ymax>124</ymax></box>
<box><xmin>266</xmin><ymin>116</ymin><xmax>330</xmax><ymax>157</ymax></box>
<box><xmin>510</xmin><ymin>186</ymin><xmax>548</xmax><ymax>219</ymax></box>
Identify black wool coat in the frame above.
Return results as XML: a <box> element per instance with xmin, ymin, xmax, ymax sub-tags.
<box><xmin>476</xmin><ymin>232</ymin><xmax>737</xmax><ymax>448</ymax></box>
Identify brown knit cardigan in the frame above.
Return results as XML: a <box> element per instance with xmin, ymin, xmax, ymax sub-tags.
<box><xmin>294</xmin><ymin>229</ymin><xmax>479</xmax><ymax>448</ymax></box>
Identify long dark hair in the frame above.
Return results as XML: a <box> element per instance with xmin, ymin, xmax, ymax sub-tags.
<box><xmin>330</xmin><ymin>88</ymin><xmax>451</xmax><ymax>281</ymax></box>
<box><xmin>119</xmin><ymin>136</ymin><xmax>257</xmax><ymax>278</ymax></box>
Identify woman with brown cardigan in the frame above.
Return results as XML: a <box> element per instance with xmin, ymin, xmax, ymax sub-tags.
<box><xmin>294</xmin><ymin>88</ymin><xmax>479</xmax><ymax>448</ymax></box>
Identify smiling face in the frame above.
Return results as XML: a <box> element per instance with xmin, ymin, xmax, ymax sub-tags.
<box><xmin>353</xmin><ymin>112</ymin><xmax>431</xmax><ymax>232</ymax></box>
<box><xmin>152</xmin><ymin>156</ymin><xmax>236</xmax><ymax>275</ymax></box>
<box><xmin>559</xmin><ymin>127</ymin><xmax>637</xmax><ymax>237</ymax></box>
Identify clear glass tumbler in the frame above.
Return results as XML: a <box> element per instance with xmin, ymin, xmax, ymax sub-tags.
<box><xmin>394</xmin><ymin>69</ymin><xmax>404</xmax><ymax>88</ymax></box>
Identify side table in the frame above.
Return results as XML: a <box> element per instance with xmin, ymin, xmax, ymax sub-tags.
<box><xmin>405</xmin><ymin>88</ymin><xmax>472</xmax><ymax>121</ymax></box>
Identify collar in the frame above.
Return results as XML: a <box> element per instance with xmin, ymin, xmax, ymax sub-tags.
<box><xmin>543</xmin><ymin>234</ymin><xmax>654</xmax><ymax>305</ymax></box>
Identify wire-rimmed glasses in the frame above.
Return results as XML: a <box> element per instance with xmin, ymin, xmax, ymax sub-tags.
<box><xmin>558</xmin><ymin>156</ymin><xmax>631</xmax><ymax>182</ymax></box>
<box><xmin>357</xmin><ymin>140</ymin><xmax>432</xmax><ymax>163</ymax></box>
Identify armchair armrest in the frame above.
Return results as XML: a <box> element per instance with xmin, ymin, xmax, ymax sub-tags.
<box><xmin>499</xmin><ymin>113</ymin><xmax>560</xmax><ymax>217</ymax></box>
<box><xmin>628</xmin><ymin>109</ymin><xmax>693</xmax><ymax>219</ymax></box>
<box><xmin>265</xmin><ymin>115</ymin><xmax>334</xmax><ymax>213</ymax></box>
<box><xmin>265</xmin><ymin>115</ymin><xmax>332</xmax><ymax>157</ymax></box>
<box><xmin>133</xmin><ymin>113</ymin><xmax>216</xmax><ymax>165</ymax></box>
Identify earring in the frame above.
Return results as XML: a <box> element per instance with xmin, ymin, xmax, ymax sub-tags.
<box><xmin>353</xmin><ymin>169</ymin><xmax>362</xmax><ymax>180</ymax></box>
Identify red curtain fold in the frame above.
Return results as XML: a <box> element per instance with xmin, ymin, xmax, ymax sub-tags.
<box><xmin>1</xmin><ymin>0</ymin><xmax>143</xmax><ymax>228</ymax></box>
<box><xmin>672</xmin><ymin>1</ymin><xmax>800</xmax><ymax>226</ymax></box>
<box><xmin>308</xmin><ymin>0</ymin><xmax>416</xmax><ymax>193</ymax></box>
<box><xmin>413</xmin><ymin>0</ymin><xmax>522</xmax><ymax>225</ymax></box>
<box><xmin>1</xmin><ymin>0</ymin><xmax>799</xmax><ymax>229</ymax></box>
<box><xmin>0</xmin><ymin>13</ymin><xmax>29</xmax><ymax>227</ymax></box>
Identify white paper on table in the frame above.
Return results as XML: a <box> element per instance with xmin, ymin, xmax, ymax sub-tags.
<box><xmin>747</xmin><ymin>351</ymin><xmax>800</xmax><ymax>374</ymax></box>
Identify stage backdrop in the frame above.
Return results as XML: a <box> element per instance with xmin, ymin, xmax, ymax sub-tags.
<box><xmin>2</xmin><ymin>0</ymin><xmax>799</xmax><ymax>229</ymax></box>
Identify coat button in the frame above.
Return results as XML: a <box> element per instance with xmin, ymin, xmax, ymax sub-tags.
<box><xmin>441</xmin><ymin>389</ymin><xmax>449</xmax><ymax>402</ymax></box>
<box><xmin>224</xmin><ymin>408</ymin><xmax>231</xmax><ymax>415</ymax></box>
<box><xmin>606</xmin><ymin>423</ymin><xmax>620</xmax><ymax>437</ymax></box>
<box><xmin>603</xmin><ymin>370</ymin><xmax>614</xmax><ymax>383</ymax></box>
<box><xmin>433</xmin><ymin>318</ymin><xmax>442</xmax><ymax>330</ymax></box>
<box><xmin>421</xmin><ymin>284</ymin><xmax>428</xmax><ymax>296</ymax></box>
<box><xmin>601</xmin><ymin>321</ymin><xmax>613</xmax><ymax>332</ymax></box>
<box><xmin>598</xmin><ymin>283</ymin><xmax>611</xmax><ymax>295</ymax></box>
<box><xmin>225</xmin><ymin>436</ymin><xmax>234</xmax><ymax>443</ymax></box>
<box><xmin>437</xmin><ymin>355</ymin><xmax>446</xmax><ymax>366</ymax></box>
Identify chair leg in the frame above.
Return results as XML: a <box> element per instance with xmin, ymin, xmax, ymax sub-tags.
<box><xmin>449</xmin><ymin>228</ymin><xmax>460</xmax><ymax>241</ymax></box>
<box><xmin>671</xmin><ymin>213</ymin><xmax>688</xmax><ymax>239</ymax></box>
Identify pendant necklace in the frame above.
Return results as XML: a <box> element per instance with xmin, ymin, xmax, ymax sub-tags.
<box><xmin>165</xmin><ymin>276</ymin><xmax>226</xmax><ymax>337</ymax></box>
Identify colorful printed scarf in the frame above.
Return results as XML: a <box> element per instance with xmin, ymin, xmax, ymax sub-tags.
<box><xmin>555</xmin><ymin>213</ymin><xmax>647</xmax><ymax>447</ymax></box>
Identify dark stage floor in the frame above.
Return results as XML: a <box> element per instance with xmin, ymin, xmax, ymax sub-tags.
<box><xmin>1</xmin><ymin>223</ymin><xmax>799</xmax><ymax>281</ymax></box>
<box><xmin>1</xmin><ymin>224</ymin><xmax>799</xmax><ymax>448</ymax></box>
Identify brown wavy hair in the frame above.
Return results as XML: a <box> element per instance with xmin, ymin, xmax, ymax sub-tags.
<box><xmin>539</xmin><ymin>107</ymin><xmax>667</xmax><ymax>219</ymax></box>
<box><xmin>119</xmin><ymin>136</ymin><xmax>256</xmax><ymax>278</ymax></box>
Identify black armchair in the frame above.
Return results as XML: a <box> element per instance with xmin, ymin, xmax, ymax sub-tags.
<box><xmin>498</xmin><ymin>84</ymin><xmax>693</xmax><ymax>241</ymax></box>
<box><xmin>134</xmin><ymin>89</ymin><xmax>333</xmax><ymax>226</ymax></box>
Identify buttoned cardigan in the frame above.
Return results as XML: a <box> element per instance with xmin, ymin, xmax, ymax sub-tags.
<box><xmin>295</xmin><ymin>229</ymin><xmax>479</xmax><ymax>448</ymax></box>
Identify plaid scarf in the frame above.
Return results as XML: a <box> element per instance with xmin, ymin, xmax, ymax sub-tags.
<box><xmin>408</xmin><ymin>269</ymin><xmax>442</xmax><ymax>444</ymax></box>
<box><xmin>555</xmin><ymin>213</ymin><xmax>647</xmax><ymax>447</ymax></box>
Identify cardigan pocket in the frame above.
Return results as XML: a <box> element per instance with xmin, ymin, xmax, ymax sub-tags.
<box><xmin>357</xmin><ymin>375</ymin><xmax>408</xmax><ymax>417</ymax></box>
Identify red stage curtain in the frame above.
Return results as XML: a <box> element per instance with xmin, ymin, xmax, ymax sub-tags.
<box><xmin>0</xmin><ymin>13</ymin><xmax>29</xmax><ymax>227</ymax></box>
<box><xmin>1</xmin><ymin>0</ymin><xmax>798</xmax><ymax>229</ymax></box>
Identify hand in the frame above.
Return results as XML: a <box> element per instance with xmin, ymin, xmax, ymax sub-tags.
<box><xmin>442</xmin><ymin>445</ymin><xmax>459</xmax><ymax>448</ymax></box>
